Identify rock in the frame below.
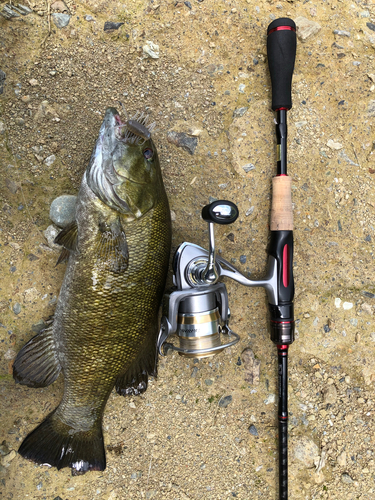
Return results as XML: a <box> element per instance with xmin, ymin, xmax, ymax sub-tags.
<box><xmin>0</xmin><ymin>4</ymin><xmax>19</xmax><ymax>19</ymax></box>
<box><xmin>327</xmin><ymin>139</ymin><xmax>343</xmax><ymax>150</ymax></box>
<box><xmin>31</xmin><ymin>319</ymin><xmax>46</xmax><ymax>333</ymax></box>
<box><xmin>241</xmin><ymin>348</ymin><xmax>260</xmax><ymax>385</ymax></box>
<box><xmin>333</xmin><ymin>30</ymin><xmax>350</xmax><ymax>37</ymax></box>
<box><xmin>264</xmin><ymin>394</ymin><xmax>276</xmax><ymax>405</ymax></box>
<box><xmin>248</xmin><ymin>425</ymin><xmax>258</xmax><ymax>436</ymax></box>
<box><xmin>143</xmin><ymin>41</ymin><xmax>160</xmax><ymax>59</ymax></box>
<box><xmin>341</xmin><ymin>473</ymin><xmax>353</xmax><ymax>484</ymax></box>
<box><xmin>3</xmin><ymin>349</ymin><xmax>17</xmax><ymax>360</ymax></box>
<box><xmin>50</xmin><ymin>195</ymin><xmax>77</xmax><ymax>228</ymax></box>
<box><xmin>167</xmin><ymin>131</ymin><xmax>198</xmax><ymax>155</ymax></box>
<box><xmin>0</xmin><ymin>450</ymin><xmax>16</xmax><ymax>466</ymax></box>
<box><xmin>5</xmin><ymin>179</ymin><xmax>19</xmax><ymax>194</ymax></box>
<box><xmin>0</xmin><ymin>70</ymin><xmax>6</xmax><ymax>94</ymax></box>
<box><xmin>295</xmin><ymin>17</ymin><xmax>321</xmax><ymax>41</ymax></box>
<box><xmin>34</xmin><ymin>101</ymin><xmax>59</xmax><ymax>122</ymax></box>
<box><xmin>12</xmin><ymin>302</ymin><xmax>21</xmax><ymax>315</ymax></box>
<box><xmin>104</xmin><ymin>21</ymin><xmax>124</xmax><ymax>32</ymax></box>
<box><xmin>292</xmin><ymin>436</ymin><xmax>320</xmax><ymax>468</ymax></box>
<box><xmin>43</xmin><ymin>225</ymin><xmax>61</xmax><ymax>250</ymax></box>
<box><xmin>233</xmin><ymin>107</ymin><xmax>248</xmax><ymax>118</ymax></box>
<box><xmin>337</xmin><ymin>450</ymin><xmax>346</xmax><ymax>466</ymax></box>
<box><xmin>242</xmin><ymin>163</ymin><xmax>255</xmax><ymax>173</ymax></box>
<box><xmin>368</xmin><ymin>100</ymin><xmax>375</xmax><ymax>117</ymax></box>
<box><xmin>51</xmin><ymin>1</ymin><xmax>69</xmax><ymax>12</ymax></box>
<box><xmin>218</xmin><ymin>395</ymin><xmax>232</xmax><ymax>408</ymax></box>
<box><xmin>15</xmin><ymin>117</ymin><xmax>25</xmax><ymax>126</ymax></box>
<box><xmin>52</xmin><ymin>13</ymin><xmax>71</xmax><ymax>28</ymax></box>
<box><xmin>323</xmin><ymin>384</ymin><xmax>337</xmax><ymax>404</ymax></box>
<box><xmin>29</xmin><ymin>78</ymin><xmax>38</xmax><ymax>86</ymax></box>
<box><xmin>44</xmin><ymin>154</ymin><xmax>56</xmax><ymax>167</ymax></box>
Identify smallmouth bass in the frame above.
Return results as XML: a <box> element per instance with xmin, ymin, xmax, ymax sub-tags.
<box><xmin>13</xmin><ymin>108</ymin><xmax>171</xmax><ymax>474</ymax></box>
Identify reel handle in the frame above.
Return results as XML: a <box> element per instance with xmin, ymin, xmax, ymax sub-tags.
<box><xmin>267</xmin><ymin>18</ymin><xmax>296</xmax><ymax>111</ymax></box>
<box><xmin>200</xmin><ymin>200</ymin><xmax>239</xmax><ymax>285</ymax></box>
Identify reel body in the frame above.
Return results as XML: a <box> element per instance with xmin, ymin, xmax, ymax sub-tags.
<box><xmin>157</xmin><ymin>200</ymin><xmax>281</xmax><ymax>358</ymax></box>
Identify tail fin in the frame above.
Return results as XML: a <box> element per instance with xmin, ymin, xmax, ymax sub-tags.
<box><xmin>18</xmin><ymin>410</ymin><xmax>106</xmax><ymax>474</ymax></box>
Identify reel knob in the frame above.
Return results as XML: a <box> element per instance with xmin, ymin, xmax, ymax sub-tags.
<box><xmin>199</xmin><ymin>200</ymin><xmax>239</xmax><ymax>285</ymax></box>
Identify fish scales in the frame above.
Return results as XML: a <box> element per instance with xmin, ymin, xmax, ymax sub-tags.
<box><xmin>13</xmin><ymin>108</ymin><xmax>171</xmax><ymax>474</ymax></box>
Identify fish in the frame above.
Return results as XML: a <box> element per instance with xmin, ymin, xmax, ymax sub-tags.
<box><xmin>13</xmin><ymin>107</ymin><xmax>172</xmax><ymax>474</ymax></box>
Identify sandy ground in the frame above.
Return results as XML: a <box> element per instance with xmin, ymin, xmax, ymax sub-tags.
<box><xmin>1</xmin><ymin>0</ymin><xmax>375</xmax><ymax>499</ymax></box>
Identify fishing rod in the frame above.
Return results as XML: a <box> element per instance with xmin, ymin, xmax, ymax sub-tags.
<box><xmin>267</xmin><ymin>18</ymin><xmax>297</xmax><ymax>499</ymax></box>
<box><xmin>157</xmin><ymin>16</ymin><xmax>297</xmax><ymax>500</ymax></box>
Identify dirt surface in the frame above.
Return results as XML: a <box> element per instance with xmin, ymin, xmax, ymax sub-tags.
<box><xmin>1</xmin><ymin>1</ymin><xmax>375</xmax><ymax>499</ymax></box>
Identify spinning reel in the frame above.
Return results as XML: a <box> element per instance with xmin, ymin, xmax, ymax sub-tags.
<box><xmin>157</xmin><ymin>200</ymin><xmax>279</xmax><ymax>358</ymax></box>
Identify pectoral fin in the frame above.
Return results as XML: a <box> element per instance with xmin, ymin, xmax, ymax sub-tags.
<box><xmin>54</xmin><ymin>221</ymin><xmax>78</xmax><ymax>265</ymax></box>
<box><xmin>95</xmin><ymin>218</ymin><xmax>129</xmax><ymax>272</ymax></box>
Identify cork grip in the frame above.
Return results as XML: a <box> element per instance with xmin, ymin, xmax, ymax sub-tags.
<box><xmin>270</xmin><ymin>176</ymin><xmax>293</xmax><ymax>231</ymax></box>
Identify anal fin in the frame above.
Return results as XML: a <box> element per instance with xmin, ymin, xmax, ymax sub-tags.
<box><xmin>13</xmin><ymin>326</ymin><xmax>61</xmax><ymax>388</ymax></box>
<box><xmin>115</xmin><ymin>336</ymin><xmax>157</xmax><ymax>396</ymax></box>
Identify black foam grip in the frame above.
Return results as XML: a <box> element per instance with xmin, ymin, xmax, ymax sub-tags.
<box><xmin>279</xmin><ymin>420</ymin><xmax>288</xmax><ymax>499</ymax></box>
<box><xmin>267</xmin><ymin>18</ymin><xmax>296</xmax><ymax>111</ymax></box>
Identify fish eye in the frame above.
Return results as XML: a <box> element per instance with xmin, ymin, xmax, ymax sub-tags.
<box><xmin>143</xmin><ymin>148</ymin><xmax>154</xmax><ymax>160</ymax></box>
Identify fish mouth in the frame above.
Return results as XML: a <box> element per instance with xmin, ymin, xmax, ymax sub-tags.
<box><xmin>114</xmin><ymin>107</ymin><xmax>156</xmax><ymax>145</ymax></box>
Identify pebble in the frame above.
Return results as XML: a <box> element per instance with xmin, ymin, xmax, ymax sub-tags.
<box><xmin>218</xmin><ymin>395</ymin><xmax>232</xmax><ymax>408</ymax></box>
<box><xmin>0</xmin><ymin>70</ymin><xmax>6</xmax><ymax>94</ymax></box>
<box><xmin>50</xmin><ymin>195</ymin><xmax>77</xmax><ymax>228</ymax></box>
<box><xmin>233</xmin><ymin>107</ymin><xmax>248</xmax><ymax>118</ymax></box>
<box><xmin>0</xmin><ymin>443</ymin><xmax>10</xmax><ymax>456</ymax></box>
<box><xmin>245</xmin><ymin>206</ymin><xmax>255</xmax><ymax>216</ymax></box>
<box><xmin>239</xmin><ymin>255</ymin><xmax>246</xmax><ymax>264</ymax></box>
<box><xmin>295</xmin><ymin>16</ymin><xmax>321</xmax><ymax>41</ymax></box>
<box><xmin>241</xmin><ymin>348</ymin><xmax>260</xmax><ymax>385</ymax></box>
<box><xmin>84</xmin><ymin>15</ymin><xmax>94</xmax><ymax>21</ymax></box>
<box><xmin>292</xmin><ymin>436</ymin><xmax>319</xmax><ymax>468</ymax></box>
<box><xmin>334</xmin><ymin>297</ymin><xmax>341</xmax><ymax>308</ymax></box>
<box><xmin>337</xmin><ymin>450</ymin><xmax>346</xmax><ymax>466</ymax></box>
<box><xmin>44</xmin><ymin>154</ymin><xmax>56</xmax><ymax>167</ymax></box>
<box><xmin>167</xmin><ymin>131</ymin><xmax>198</xmax><ymax>155</ymax></box>
<box><xmin>342</xmin><ymin>302</ymin><xmax>353</xmax><ymax>310</ymax></box>
<box><xmin>32</xmin><ymin>319</ymin><xmax>46</xmax><ymax>333</ymax></box>
<box><xmin>327</xmin><ymin>139</ymin><xmax>343</xmax><ymax>150</ymax></box>
<box><xmin>341</xmin><ymin>473</ymin><xmax>353</xmax><ymax>484</ymax></box>
<box><xmin>143</xmin><ymin>41</ymin><xmax>160</xmax><ymax>59</ymax></box>
<box><xmin>368</xmin><ymin>100</ymin><xmax>375</xmax><ymax>117</ymax></box>
<box><xmin>333</xmin><ymin>29</ymin><xmax>350</xmax><ymax>37</ymax></box>
<box><xmin>52</xmin><ymin>13</ymin><xmax>71</xmax><ymax>28</ymax></box>
<box><xmin>0</xmin><ymin>120</ymin><xmax>5</xmax><ymax>134</ymax></box>
<box><xmin>248</xmin><ymin>425</ymin><xmax>258</xmax><ymax>436</ymax></box>
<box><xmin>0</xmin><ymin>450</ymin><xmax>16</xmax><ymax>466</ymax></box>
<box><xmin>13</xmin><ymin>302</ymin><xmax>21</xmax><ymax>315</ymax></box>
<box><xmin>367</xmin><ymin>23</ymin><xmax>375</xmax><ymax>32</ymax></box>
<box><xmin>264</xmin><ymin>394</ymin><xmax>275</xmax><ymax>405</ymax></box>
<box><xmin>323</xmin><ymin>384</ymin><xmax>337</xmax><ymax>404</ymax></box>
<box><xmin>43</xmin><ymin>225</ymin><xmax>61</xmax><ymax>250</ymax></box>
<box><xmin>104</xmin><ymin>21</ymin><xmax>124</xmax><ymax>32</ymax></box>
<box><xmin>238</xmin><ymin>84</ymin><xmax>246</xmax><ymax>93</ymax></box>
<box><xmin>5</xmin><ymin>178</ymin><xmax>19</xmax><ymax>194</ymax></box>
<box><xmin>242</xmin><ymin>163</ymin><xmax>255</xmax><ymax>173</ymax></box>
